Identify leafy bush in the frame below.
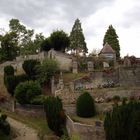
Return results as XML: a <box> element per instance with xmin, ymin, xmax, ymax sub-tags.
<box><xmin>44</xmin><ymin>96</ymin><xmax>66</xmax><ymax>136</ymax></box>
<box><xmin>104</xmin><ymin>101</ymin><xmax>140</xmax><ymax>140</ymax></box>
<box><xmin>76</xmin><ymin>91</ymin><xmax>96</xmax><ymax>117</ymax></box>
<box><xmin>37</xmin><ymin>58</ymin><xmax>59</xmax><ymax>85</ymax></box>
<box><xmin>15</xmin><ymin>81</ymin><xmax>42</xmax><ymax>104</ymax></box>
<box><xmin>22</xmin><ymin>59</ymin><xmax>40</xmax><ymax>80</ymax></box>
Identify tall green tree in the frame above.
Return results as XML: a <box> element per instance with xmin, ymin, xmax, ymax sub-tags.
<box><xmin>9</xmin><ymin>19</ymin><xmax>45</xmax><ymax>55</ymax></box>
<box><xmin>0</xmin><ymin>32</ymin><xmax>18</xmax><ymax>61</ymax></box>
<box><xmin>41</xmin><ymin>30</ymin><xmax>69</xmax><ymax>52</ymax></box>
<box><xmin>103</xmin><ymin>25</ymin><xmax>120</xmax><ymax>59</ymax></box>
<box><xmin>41</xmin><ymin>37</ymin><xmax>52</xmax><ymax>52</ymax></box>
<box><xmin>50</xmin><ymin>30</ymin><xmax>69</xmax><ymax>52</ymax></box>
<box><xmin>69</xmin><ymin>18</ymin><xmax>88</xmax><ymax>55</ymax></box>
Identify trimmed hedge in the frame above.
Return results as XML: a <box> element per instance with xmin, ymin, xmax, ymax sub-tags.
<box><xmin>76</xmin><ymin>91</ymin><xmax>96</xmax><ymax>117</ymax></box>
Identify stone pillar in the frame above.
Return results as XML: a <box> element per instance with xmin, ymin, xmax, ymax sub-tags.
<box><xmin>72</xmin><ymin>61</ymin><xmax>78</xmax><ymax>74</ymax></box>
<box><xmin>88</xmin><ymin>61</ymin><xmax>94</xmax><ymax>72</ymax></box>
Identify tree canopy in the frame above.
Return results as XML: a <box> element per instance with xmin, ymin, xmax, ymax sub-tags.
<box><xmin>41</xmin><ymin>30</ymin><xmax>69</xmax><ymax>52</ymax></box>
<box><xmin>0</xmin><ymin>18</ymin><xmax>45</xmax><ymax>62</ymax></box>
<box><xmin>69</xmin><ymin>18</ymin><xmax>88</xmax><ymax>55</ymax></box>
<box><xmin>103</xmin><ymin>25</ymin><xmax>120</xmax><ymax>59</ymax></box>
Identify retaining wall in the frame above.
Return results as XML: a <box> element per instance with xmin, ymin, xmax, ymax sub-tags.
<box><xmin>66</xmin><ymin>115</ymin><xmax>105</xmax><ymax>140</ymax></box>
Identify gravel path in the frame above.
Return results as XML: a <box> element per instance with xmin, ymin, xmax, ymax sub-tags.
<box><xmin>7</xmin><ymin>117</ymin><xmax>39</xmax><ymax>140</ymax></box>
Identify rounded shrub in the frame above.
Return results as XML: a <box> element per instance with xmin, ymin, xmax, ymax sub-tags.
<box><xmin>76</xmin><ymin>91</ymin><xmax>96</xmax><ymax>117</ymax></box>
<box><xmin>14</xmin><ymin>81</ymin><xmax>42</xmax><ymax>104</ymax></box>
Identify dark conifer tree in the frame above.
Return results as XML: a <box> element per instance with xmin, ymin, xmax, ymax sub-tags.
<box><xmin>69</xmin><ymin>18</ymin><xmax>88</xmax><ymax>55</ymax></box>
<box><xmin>103</xmin><ymin>25</ymin><xmax>120</xmax><ymax>59</ymax></box>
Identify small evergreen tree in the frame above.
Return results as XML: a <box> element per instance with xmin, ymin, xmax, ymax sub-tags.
<box><xmin>44</xmin><ymin>96</ymin><xmax>66</xmax><ymax>136</ymax></box>
<box><xmin>76</xmin><ymin>91</ymin><xmax>96</xmax><ymax>117</ymax></box>
<box><xmin>69</xmin><ymin>19</ymin><xmax>88</xmax><ymax>55</ymax></box>
<box><xmin>103</xmin><ymin>25</ymin><xmax>120</xmax><ymax>59</ymax></box>
<box><xmin>4</xmin><ymin>65</ymin><xmax>14</xmax><ymax>85</ymax></box>
<box><xmin>4</xmin><ymin>65</ymin><xmax>14</xmax><ymax>77</ymax></box>
<box><xmin>104</xmin><ymin>101</ymin><xmax>140</xmax><ymax>140</ymax></box>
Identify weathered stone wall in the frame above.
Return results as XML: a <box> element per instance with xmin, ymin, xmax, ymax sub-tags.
<box><xmin>56</xmin><ymin>54</ymin><xmax>72</xmax><ymax>71</ymax></box>
<box><xmin>0</xmin><ymin>52</ymin><xmax>46</xmax><ymax>74</ymax></box>
<box><xmin>48</xmin><ymin>49</ymin><xmax>73</xmax><ymax>71</ymax></box>
<box><xmin>119</xmin><ymin>67</ymin><xmax>140</xmax><ymax>86</ymax></box>
<box><xmin>0</xmin><ymin>100</ymin><xmax>45</xmax><ymax>117</ymax></box>
<box><xmin>66</xmin><ymin>115</ymin><xmax>105</xmax><ymax>140</ymax></box>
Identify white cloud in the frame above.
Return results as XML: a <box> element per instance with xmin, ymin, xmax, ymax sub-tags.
<box><xmin>0</xmin><ymin>0</ymin><xmax>140</xmax><ymax>57</ymax></box>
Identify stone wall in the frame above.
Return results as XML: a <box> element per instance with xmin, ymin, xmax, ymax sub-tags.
<box><xmin>48</xmin><ymin>49</ymin><xmax>73</xmax><ymax>71</ymax></box>
<box><xmin>0</xmin><ymin>52</ymin><xmax>46</xmax><ymax>74</ymax></box>
<box><xmin>0</xmin><ymin>100</ymin><xmax>45</xmax><ymax>118</ymax></box>
<box><xmin>66</xmin><ymin>115</ymin><xmax>105</xmax><ymax>140</ymax></box>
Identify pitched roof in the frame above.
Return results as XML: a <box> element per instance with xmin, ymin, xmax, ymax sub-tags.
<box><xmin>100</xmin><ymin>42</ymin><xmax>115</xmax><ymax>54</ymax></box>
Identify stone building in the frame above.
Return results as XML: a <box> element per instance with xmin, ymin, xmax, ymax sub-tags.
<box><xmin>99</xmin><ymin>42</ymin><xmax>116</xmax><ymax>61</ymax></box>
<box><xmin>47</xmin><ymin>49</ymin><xmax>74</xmax><ymax>71</ymax></box>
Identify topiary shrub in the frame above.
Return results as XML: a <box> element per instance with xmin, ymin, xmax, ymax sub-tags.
<box><xmin>14</xmin><ymin>81</ymin><xmax>42</xmax><ymax>104</ymax></box>
<box><xmin>44</xmin><ymin>96</ymin><xmax>66</xmax><ymax>136</ymax></box>
<box><xmin>22</xmin><ymin>59</ymin><xmax>40</xmax><ymax>80</ymax></box>
<box><xmin>4</xmin><ymin>65</ymin><xmax>14</xmax><ymax>76</ymax></box>
<box><xmin>4</xmin><ymin>65</ymin><xmax>14</xmax><ymax>85</ymax></box>
<box><xmin>76</xmin><ymin>91</ymin><xmax>96</xmax><ymax>117</ymax></box>
<box><xmin>5</xmin><ymin>75</ymin><xmax>16</xmax><ymax>96</ymax></box>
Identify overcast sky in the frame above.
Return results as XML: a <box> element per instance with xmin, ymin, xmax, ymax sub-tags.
<box><xmin>0</xmin><ymin>0</ymin><xmax>140</xmax><ymax>57</ymax></box>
